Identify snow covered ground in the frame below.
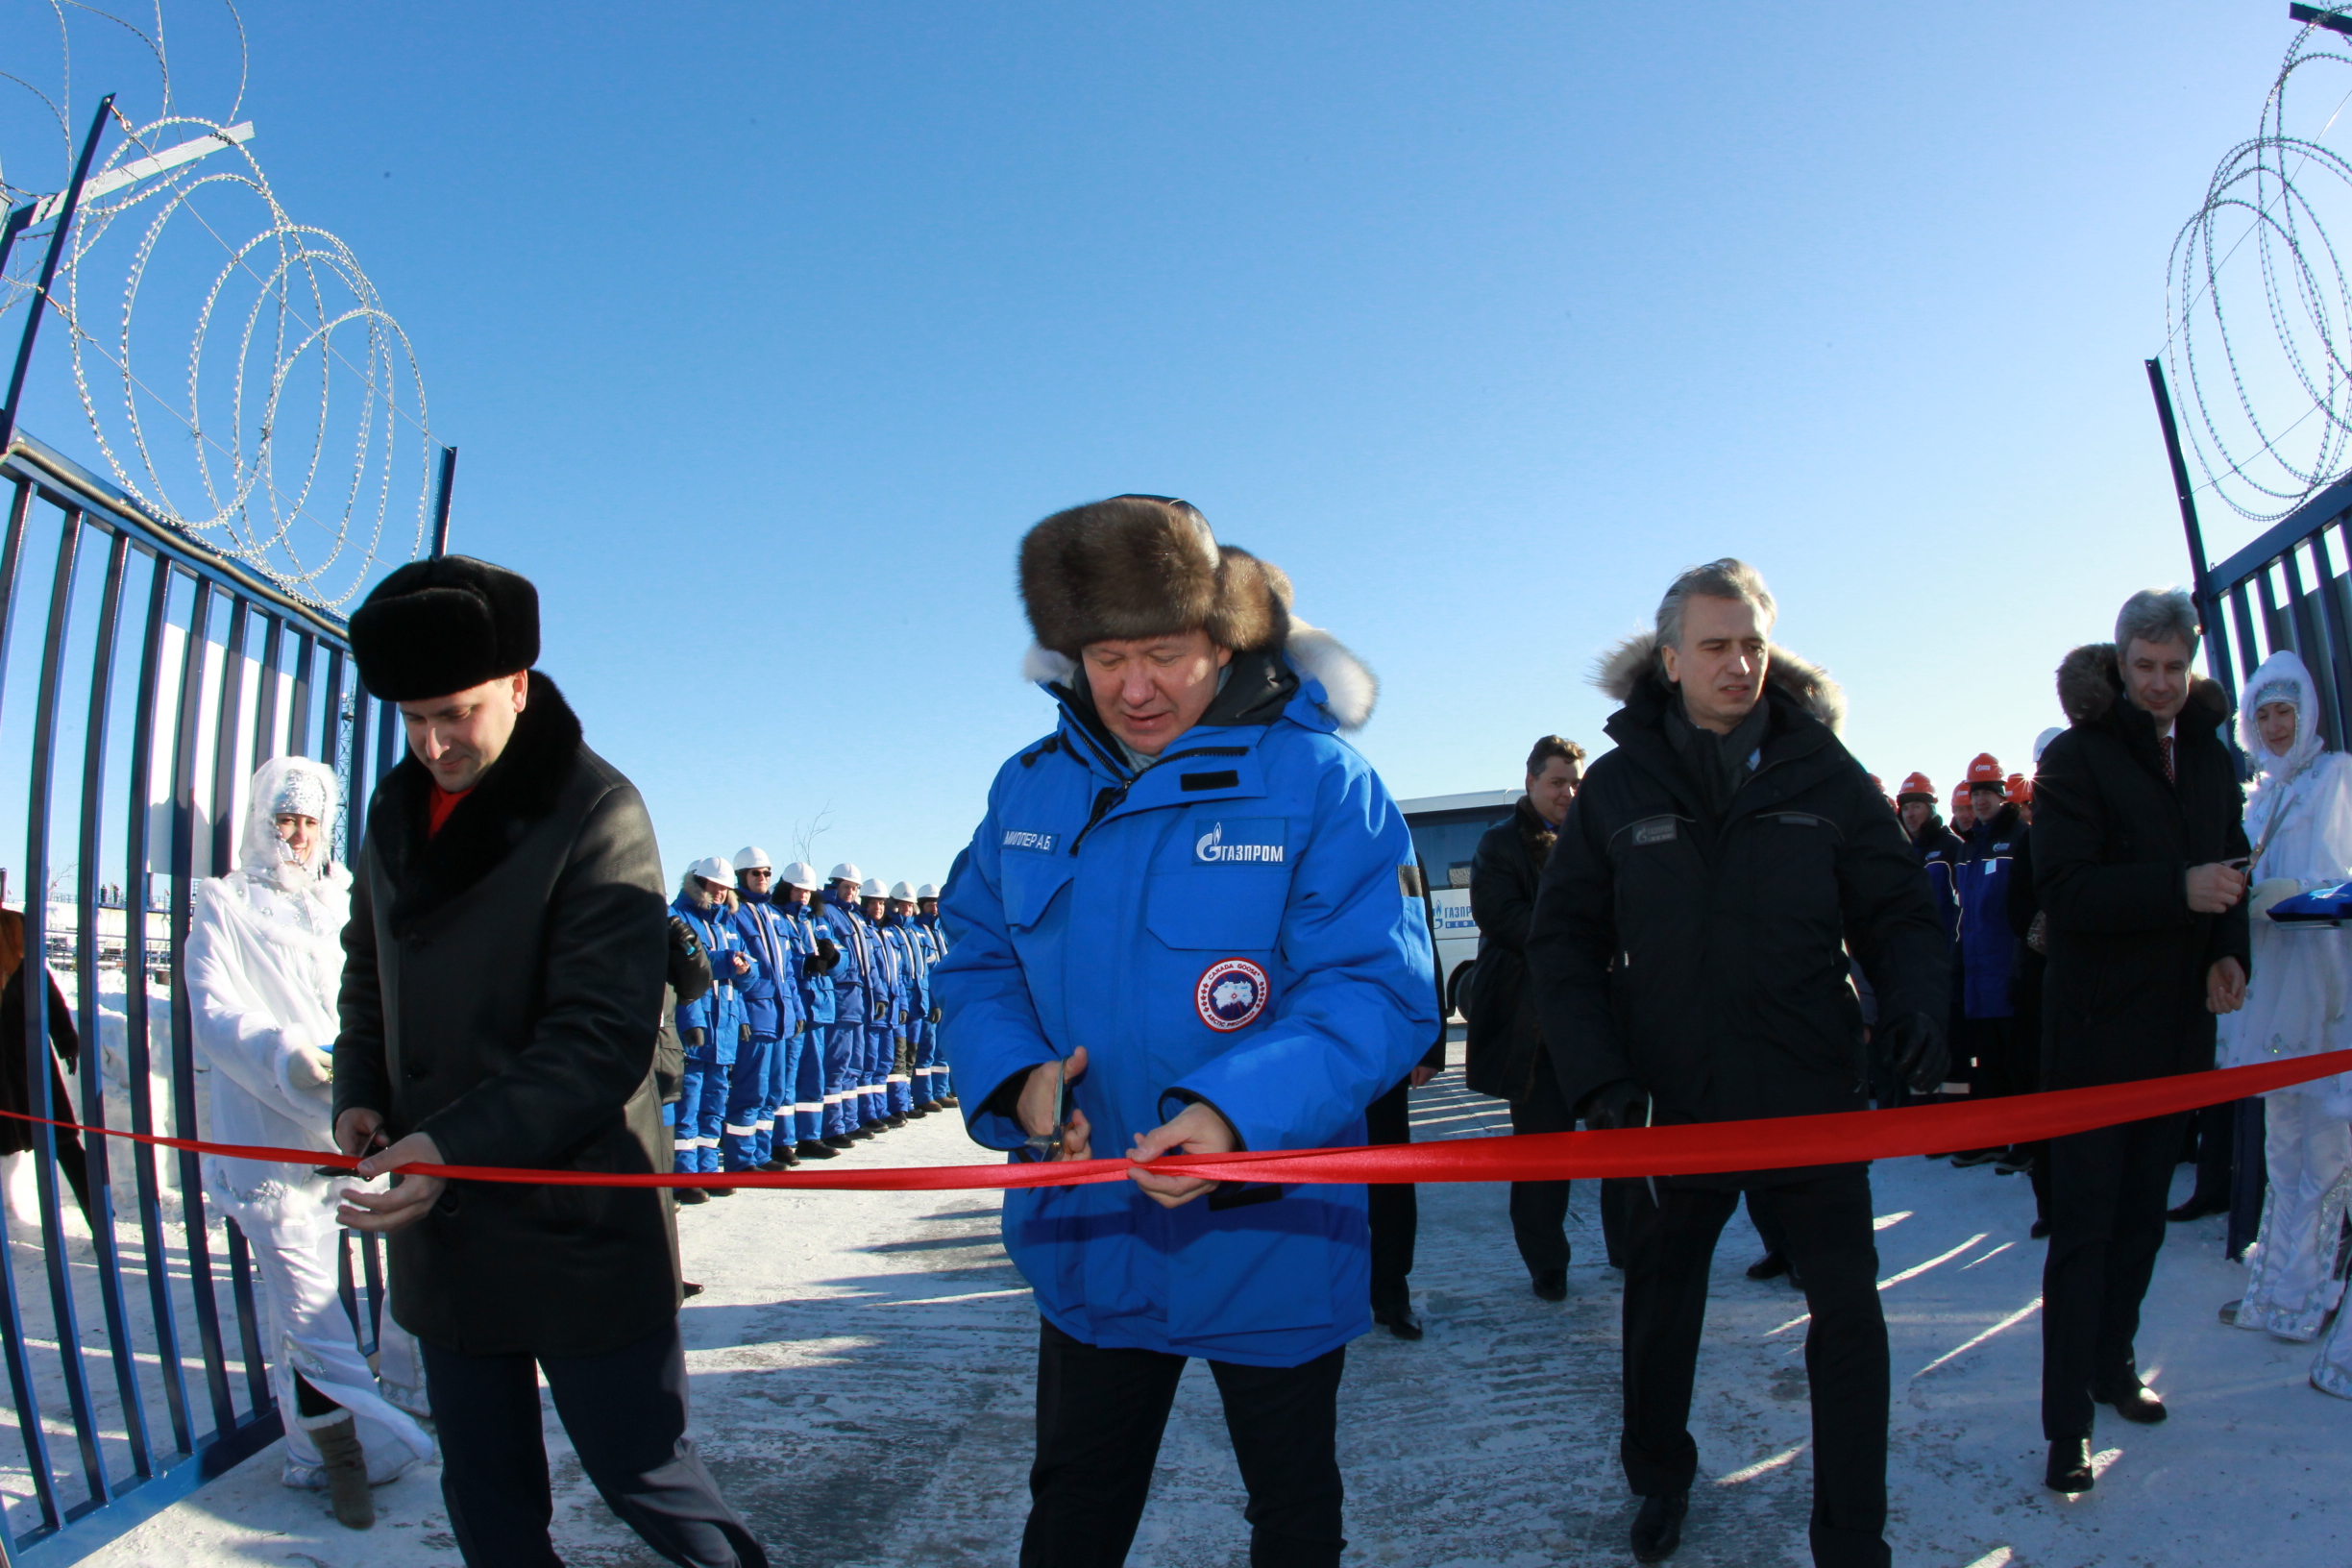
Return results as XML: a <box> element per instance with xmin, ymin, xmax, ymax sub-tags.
<box><xmin>79</xmin><ymin>1056</ymin><xmax>2352</xmax><ymax>1567</ymax></box>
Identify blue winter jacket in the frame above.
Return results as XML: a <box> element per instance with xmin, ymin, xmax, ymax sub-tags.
<box><xmin>670</xmin><ymin>893</ymin><xmax>746</xmax><ymax>1064</ymax></box>
<box><xmin>937</xmin><ymin>649</ymin><xmax>1436</xmax><ymax>1367</ymax></box>
<box><xmin>820</xmin><ymin>897</ymin><xmax>880</xmax><ymax>1027</ymax></box>
<box><xmin>731</xmin><ymin>893</ymin><xmax>807</xmax><ymax>1041</ymax></box>
<box><xmin>782</xmin><ymin>901</ymin><xmax>837</xmax><ymax>1027</ymax></box>
<box><xmin>882</xmin><ymin>918</ymin><xmax>927</xmax><ymax>1019</ymax></box>
<box><xmin>1956</xmin><ymin>804</ymin><xmax>2022</xmax><ymax>1019</ymax></box>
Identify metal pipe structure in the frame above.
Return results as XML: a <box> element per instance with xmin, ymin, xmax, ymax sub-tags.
<box><xmin>0</xmin><ymin>98</ymin><xmax>114</xmax><ymax>458</ymax></box>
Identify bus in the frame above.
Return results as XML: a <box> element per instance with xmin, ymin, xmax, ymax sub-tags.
<box><xmin>1398</xmin><ymin>789</ymin><xmax>1522</xmax><ymax>1019</ymax></box>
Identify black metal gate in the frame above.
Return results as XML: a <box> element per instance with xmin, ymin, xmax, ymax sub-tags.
<box><xmin>0</xmin><ymin>428</ymin><xmax>404</xmax><ymax>1565</ymax></box>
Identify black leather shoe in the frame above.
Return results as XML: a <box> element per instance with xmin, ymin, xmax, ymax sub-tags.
<box><xmin>822</xmin><ymin>1134</ymin><xmax>856</xmax><ymax>1150</ymax></box>
<box><xmin>707</xmin><ymin>1187</ymin><xmax>736</xmax><ymax>1198</ymax></box>
<box><xmin>1746</xmin><ymin>1251</ymin><xmax>1789</xmax><ymax>1281</ymax></box>
<box><xmin>1532</xmin><ymin>1269</ymin><xmax>1568</xmax><ymax>1302</ymax></box>
<box><xmin>1373</xmin><ymin>1301</ymin><xmax>1424</xmax><ymax>1340</ymax></box>
<box><xmin>885</xmin><ymin>1113</ymin><xmax>908</xmax><ymax>1129</ymax></box>
<box><xmin>940</xmin><ymin>1093</ymin><xmax>960</xmax><ymax>1107</ymax></box>
<box><xmin>2168</xmin><ymin>1196</ymin><xmax>2229</xmax><ymax>1222</ymax></box>
<box><xmin>907</xmin><ymin>1104</ymin><xmax>932</xmax><ymax>1117</ymax></box>
<box><xmin>2097</xmin><ymin>1380</ymin><xmax>2168</xmax><ymax>1424</ymax></box>
<box><xmin>754</xmin><ymin>1159</ymin><xmax>791</xmax><ymax>1173</ymax></box>
<box><xmin>850</xmin><ymin>1126</ymin><xmax>876</xmax><ymax>1140</ymax></box>
<box><xmin>674</xmin><ymin>1188</ymin><xmax>709</xmax><ymax>1206</ymax></box>
<box><xmin>2046</xmin><ymin>1437</ymin><xmax>2094</xmax><ymax>1493</ymax></box>
<box><xmin>682</xmin><ymin>1280</ymin><xmax>704</xmax><ymax>1297</ymax></box>
<box><xmin>1631</xmin><ymin>1490</ymin><xmax>1687</xmax><ymax>1561</ymax></box>
<box><xmin>916</xmin><ymin>1099</ymin><xmax>943</xmax><ymax>1115</ymax></box>
<box><xmin>2030</xmin><ymin>1217</ymin><xmax>2051</xmax><ymax>1239</ymax></box>
<box><xmin>798</xmin><ymin>1139</ymin><xmax>842</xmax><ymax>1160</ymax></box>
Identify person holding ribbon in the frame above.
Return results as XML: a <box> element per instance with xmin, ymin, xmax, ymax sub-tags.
<box><xmin>1527</xmin><ymin>557</ymin><xmax>1949</xmax><ymax>1568</ymax></box>
<box><xmin>331</xmin><ymin>555</ymin><xmax>766</xmax><ymax>1568</ymax></box>
<box><xmin>185</xmin><ymin>754</ymin><xmax>435</xmax><ymax>1527</ymax></box>
<box><xmin>937</xmin><ymin>495</ymin><xmax>1436</xmax><ymax>1568</ymax></box>
<box><xmin>2033</xmin><ymin>587</ymin><xmax>2249</xmax><ymax>1495</ymax></box>
<box><xmin>2211</xmin><ymin>647</ymin><xmax>2352</xmax><ymax>1392</ymax></box>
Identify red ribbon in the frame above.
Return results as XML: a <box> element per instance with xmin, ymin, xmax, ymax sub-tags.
<box><xmin>10</xmin><ymin>1048</ymin><xmax>2347</xmax><ymax>1192</ymax></box>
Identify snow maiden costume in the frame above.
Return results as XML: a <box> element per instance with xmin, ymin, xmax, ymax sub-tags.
<box><xmin>184</xmin><ymin>757</ymin><xmax>434</xmax><ymax>1513</ymax></box>
<box><xmin>2215</xmin><ymin>650</ymin><xmax>2352</xmax><ymax>1392</ymax></box>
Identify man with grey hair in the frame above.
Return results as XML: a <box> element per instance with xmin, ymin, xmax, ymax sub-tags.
<box><xmin>1529</xmin><ymin>558</ymin><xmax>1948</xmax><ymax>1566</ymax></box>
<box><xmin>2032</xmin><ymin>587</ymin><xmax>2248</xmax><ymax>1494</ymax></box>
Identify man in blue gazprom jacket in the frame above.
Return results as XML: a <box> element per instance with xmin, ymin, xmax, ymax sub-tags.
<box><xmin>936</xmin><ymin>495</ymin><xmax>1436</xmax><ymax>1568</ymax></box>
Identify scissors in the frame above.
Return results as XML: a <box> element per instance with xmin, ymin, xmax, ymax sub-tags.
<box><xmin>1023</xmin><ymin>1058</ymin><xmax>1072</xmax><ymax>1158</ymax></box>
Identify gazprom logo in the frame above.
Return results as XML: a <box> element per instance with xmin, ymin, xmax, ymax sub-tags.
<box><xmin>1195</xmin><ymin>819</ymin><xmax>1286</xmax><ymax>865</ymax></box>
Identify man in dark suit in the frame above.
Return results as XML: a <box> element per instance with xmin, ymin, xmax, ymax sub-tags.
<box><xmin>2031</xmin><ymin>587</ymin><xmax>2249</xmax><ymax>1495</ymax></box>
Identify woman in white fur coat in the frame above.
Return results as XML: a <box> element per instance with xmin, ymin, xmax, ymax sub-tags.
<box><xmin>2215</xmin><ymin>649</ymin><xmax>2352</xmax><ymax>1393</ymax></box>
<box><xmin>184</xmin><ymin>756</ymin><xmax>433</xmax><ymax>1525</ymax></box>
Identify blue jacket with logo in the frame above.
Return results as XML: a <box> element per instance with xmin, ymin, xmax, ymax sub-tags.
<box><xmin>730</xmin><ymin>893</ymin><xmax>806</xmax><ymax>1041</ymax></box>
<box><xmin>937</xmin><ymin>648</ymin><xmax>1435</xmax><ymax>1366</ymax></box>
<box><xmin>1957</xmin><ymin>803</ymin><xmax>2022</xmax><ymax>1019</ymax></box>
<box><xmin>670</xmin><ymin>893</ymin><xmax>745</xmax><ymax>1064</ymax></box>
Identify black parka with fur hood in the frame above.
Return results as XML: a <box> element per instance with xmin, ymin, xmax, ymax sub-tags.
<box><xmin>2030</xmin><ymin>644</ymin><xmax>2249</xmax><ymax>1090</ymax></box>
<box><xmin>1526</xmin><ymin>635</ymin><xmax>1948</xmax><ymax>1163</ymax></box>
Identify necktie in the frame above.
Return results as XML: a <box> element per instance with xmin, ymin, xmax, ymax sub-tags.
<box><xmin>2161</xmin><ymin>736</ymin><xmax>2176</xmax><ymax>785</ymax></box>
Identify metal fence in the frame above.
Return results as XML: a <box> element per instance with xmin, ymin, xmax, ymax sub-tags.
<box><xmin>0</xmin><ymin>428</ymin><xmax>399</xmax><ymax>1564</ymax></box>
<box><xmin>2151</xmin><ymin>358</ymin><xmax>2352</xmax><ymax>739</ymax></box>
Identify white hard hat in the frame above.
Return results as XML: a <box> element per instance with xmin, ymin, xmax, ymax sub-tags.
<box><xmin>889</xmin><ymin>880</ymin><xmax>918</xmax><ymax>901</ymax></box>
<box><xmin>859</xmin><ymin>877</ymin><xmax>889</xmax><ymax>899</ymax></box>
<box><xmin>2032</xmin><ymin>725</ymin><xmax>2065</xmax><ymax>765</ymax></box>
<box><xmin>780</xmin><ymin>861</ymin><xmax>823</xmax><ymax>893</ymax></box>
<box><xmin>828</xmin><ymin>862</ymin><xmax>863</xmax><ymax>884</ymax></box>
<box><xmin>733</xmin><ymin>845</ymin><xmax>772</xmax><ymax>873</ymax></box>
<box><xmin>688</xmin><ymin>855</ymin><xmax>737</xmax><ymax>890</ymax></box>
<box><xmin>916</xmin><ymin>883</ymin><xmax>939</xmax><ymax>899</ymax></box>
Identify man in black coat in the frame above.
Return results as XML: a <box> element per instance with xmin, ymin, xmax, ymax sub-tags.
<box><xmin>1527</xmin><ymin>559</ymin><xmax>1948</xmax><ymax>1568</ymax></box>
<box><xmin>332</xmin><ymin>556</ymin><xmax>766</xmax><ymax>1568</ymax></box>
<box><xmin>1465</xmin><ymin>733</ymin><xmax>1618</xmax><ymax>1294</ymax></box>
<box><xmin>2030</xmin><ymin>588</ymin><xmax>2249</xmax><ymax>1496</ymax></box>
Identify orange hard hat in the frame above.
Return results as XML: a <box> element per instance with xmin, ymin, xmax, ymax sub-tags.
<box><xmin>1896</xmin><ymin>771</ymin><xmax>1935</xmax><ymax>802</ymax></box>
<box><xmin>1965</xmin><ymin>752</ymin><xmax>2005</xmax><ymax>786</ymax></box>
<box><xmin>2007</xmin><ymin>772</ymin><xmax>2032</xmax><ymax>805</ymax></box>
<box><xmin>1950</xmin><ymin>782</ymin><xmax>1971</xmax><ymax>810</ymax></box>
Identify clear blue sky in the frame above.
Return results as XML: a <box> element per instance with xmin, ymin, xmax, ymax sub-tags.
<box><xmin>3</xmin><ymin>2</ymin><xmax>2313</xmax><ymax>888</ymax></box>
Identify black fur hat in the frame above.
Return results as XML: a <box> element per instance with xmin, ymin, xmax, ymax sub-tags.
<box><xmin>349</xmin><ymin>554</ymin><xmax>540</xmax><ymax>700</ymax></box>
<box><xmin>1018</xmin><ymin>495</ymin><xmax>1291</xmax><ymax>657</ymax></box>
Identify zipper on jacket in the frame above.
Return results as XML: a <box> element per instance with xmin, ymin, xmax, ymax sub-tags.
<box><xmin>1066</xmin><ymin>746</ymin><xmax>1251</xmax><ymax>856</ymax></box>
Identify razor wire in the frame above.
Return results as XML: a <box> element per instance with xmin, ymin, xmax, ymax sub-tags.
<box><xmin>3</xmin><ymin>1</ymin><xmax>430</xmax><ymax>608</ymax></box>
<box><xmin>2168</xmin><ymin>12</ymin><xmax>2352</xmax><ymax>525</ymax></box>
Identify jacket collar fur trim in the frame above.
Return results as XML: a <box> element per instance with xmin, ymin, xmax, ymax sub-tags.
<box><xmin>1590</xmin><ymin>630</ymin><xmax>1847</xmax><ymax>734</ymax></box>
<box><xmin>371</xmin><ymin>670</ymin><xmax>585</xmax><ymax>934</ymax></box>
<box><xmin>2055</xmin><ymin>643</ymin><xmax>2230</xmax><ymax>740</ymax></box>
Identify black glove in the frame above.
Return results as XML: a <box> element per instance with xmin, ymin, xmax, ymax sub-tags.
<box><xmin>1579</xmin><ymin>1078</ymin><xmax>1650</xmax><ymax>1132</ymax></box>
<box><xmin>682</xmin><ymin>1027</ymin><xmax>705</xmax><ymax>1047</ymax></box>
<box><xmin>1883</xmin><ymin>1011</ymin><xmax>1948</xmax><ymax>1095</ymax></box>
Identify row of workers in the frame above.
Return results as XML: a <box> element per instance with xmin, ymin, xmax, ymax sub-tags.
<box><xmin>664</xmin><ymin>852</ymin><xmax>954</xmax><ymax>1187</ymax></box>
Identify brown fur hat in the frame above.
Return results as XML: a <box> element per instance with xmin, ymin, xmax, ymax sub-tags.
<box><xmin>1018</xmin><ymin>496</ymin><xmax>1292</xmax><ymax>656</ymax></box>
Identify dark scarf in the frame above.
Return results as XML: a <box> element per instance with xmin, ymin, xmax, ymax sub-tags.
<box><xmin>1663</xmin><ymin>696</ymin><xmax>1771</xmax><ymax>823</ymax></box>
<box><xmin>1514</xmin><ymin>795</ymin><xmax>1556</xmax><ymax>870</ymax></box>
<box><xmin>375</xmin><ymin>670</ymin><xmax>584</xmax><ymax>935</ymax></box>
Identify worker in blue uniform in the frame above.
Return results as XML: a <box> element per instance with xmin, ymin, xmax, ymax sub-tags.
<box><xmin>774</xmin><ymin>862</ymin><xmax>841</xmax><ymax>1159</ymax></box>
<box><xmin>821</xmin><ymin>863</ymin><xmax>885</xmax><ymax>1139</ymax></box>
<box><xmin>888</xmin><ymin>882</ymin><xmax>941</xmax><ymax>1113</ymax></box>
<box><xmin>668</xmin><ymin>856</ymin><xmax>747</xmax><ymax>1188</ymax></box>
<box><xmin>938</xmin><ymin>496</ymin><xmax>1434</xmax><ymax>1568</ymax></box>
<box><xmin>880</xmin><ymin>882</ymin><xmax>930</xmax><ymax>1115</ymax></box>
<box><xmin>728</xmin><ymin>846</ymin><xmax>806</xmax><ymax>1171</ymax></box>
<box><xmin>914</xmin><ymin>881</ymin><xmax>955</xmax><ymax>1106</ymax></box>
<box><xmin>864</xmin><ymin>877</ymin><xmax>916</xmax><ymax>1124</ymax></box>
